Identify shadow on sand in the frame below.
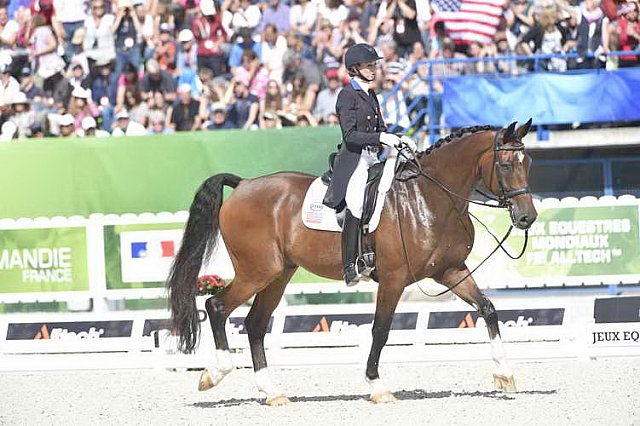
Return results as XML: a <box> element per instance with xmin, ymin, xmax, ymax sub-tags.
<box><xmin>193</xmin><ymin>389</ymin><xmax>557</xmax><ymax>408</ymax></box>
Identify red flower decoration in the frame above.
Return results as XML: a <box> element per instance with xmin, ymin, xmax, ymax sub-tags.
<box><xmin>196</xmin><ymin>274</ymin><xmax>227</xmax><ymax>296</ymax></box>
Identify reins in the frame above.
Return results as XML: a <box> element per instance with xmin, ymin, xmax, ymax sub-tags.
<box><xmin>392</xmin><ymin>132</ymin><xmax>530</xmax><ymax>297</ymax></box>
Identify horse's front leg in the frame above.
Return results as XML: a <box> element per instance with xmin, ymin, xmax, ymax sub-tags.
<box><xmin>366</xmin><ymin>279</ymin><xmax>405</xmax><ymax>403</ymax></box>
<box><xmin>440</xmin><ymin>265</ymin><xmax>517</xmax><ymax>393</ymax></box>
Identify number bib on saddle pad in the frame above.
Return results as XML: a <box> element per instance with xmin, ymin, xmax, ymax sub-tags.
<box><xmin>301</xmin><ymin>156</ymin><xmax>398</xmax><ymax>233</ymax></box>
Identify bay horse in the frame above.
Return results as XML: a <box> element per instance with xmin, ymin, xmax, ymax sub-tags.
<box><xmin>167</xmin><ymin>121</ymin><xmax>537</xmax><ymax>405</ymax></box>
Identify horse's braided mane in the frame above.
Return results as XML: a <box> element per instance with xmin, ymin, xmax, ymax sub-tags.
<box><xmin>419</xmin><ymin>125</ymin><xmax>496</xmax><ymax>157</ymax></box>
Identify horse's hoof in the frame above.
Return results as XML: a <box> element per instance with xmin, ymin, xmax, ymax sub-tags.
<box><xmin>493</xmin><ymin>374</ymin><xmax>517</xmax><ymax>393</ymax></box>
<box><xmin>370</xmin><ymin>391</ymin><xmax>397</xmax><ymax>404</ymax></box>
<box><xmin>198</xmin><ymin>367</ymin><xmax>231</xmax><ymax>392</ymax></box>
<box><xmin>198</xmin><ymin>369</ymin><xmax>215</xmax><ymax>391</ymax></box>
<box><xmin>266</xmin><ymin>394</ymin><xmax>291</xmax><ymax>406</ymax></box>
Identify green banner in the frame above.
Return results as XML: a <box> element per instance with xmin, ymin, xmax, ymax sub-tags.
<box><xmin>0</xmin><ymin>127</ymin><xmax>340</xmax><ymax>220</ymax></box>
<box><xmin>470</xmin><ymin>204</ymin><xmax>640</xmax><ymax>283</ymax></box>
<box><xmin>104</xmin><ymin>221</ymin><xmax>331</xmax><ymax>289</ymax></box>
<box><xmin>0</xmin><ymin>227</ymin><xmax>89</xmax><ymax>293</ymax></box>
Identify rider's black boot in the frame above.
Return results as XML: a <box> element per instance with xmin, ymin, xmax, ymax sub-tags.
<box><xmin>342</xmin><ymin>209</ymin><xmax>362</xmax><ymax>287</ymax></box>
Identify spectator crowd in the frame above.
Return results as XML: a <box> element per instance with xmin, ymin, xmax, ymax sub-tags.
<box><xmin>0</xmin><ymin>0</ymin><xmax>637</xmax><ymax>141</ymax></box>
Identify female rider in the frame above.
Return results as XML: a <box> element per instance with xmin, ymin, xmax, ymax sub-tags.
<box><xmin>323</xmin><ymin>43</ymin><xmax>416</xmax><ymax>286</ymax></box>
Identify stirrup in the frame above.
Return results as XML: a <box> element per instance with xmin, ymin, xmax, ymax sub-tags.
<box><xmin>358</xmin><ymin>252</ymin><xmax>376</xmax><ymax>279</ymax></box>
<box><xmin>344</xmin><ymin>263</ymin><xmax>362</xmax><ymax>287</ymax></box>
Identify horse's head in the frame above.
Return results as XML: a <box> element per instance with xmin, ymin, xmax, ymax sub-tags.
<box><xmin>482</xmin><ymin>119</ymin><xmax>537</xmax><ymax>230</ymax></box>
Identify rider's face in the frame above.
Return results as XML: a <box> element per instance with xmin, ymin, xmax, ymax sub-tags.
<box><xmin>357</xmin><ymin>61</ymin><xmax>377</xmax><ymax>81</ymax></box>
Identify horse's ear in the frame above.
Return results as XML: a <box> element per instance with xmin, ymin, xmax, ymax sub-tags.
<box><xmin>504</xmin><ymin>121</ymin><xmax>517</xmax><ymax>141</ymax></box>
<box><xmin>516</xmin><ymin>118</ymin><xmax>533</xmax><ymax>139</ymax></box>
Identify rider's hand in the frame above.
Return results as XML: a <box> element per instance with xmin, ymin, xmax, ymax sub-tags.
<box><xmin>380</xmin><ymin>132</ymin><xmax>401</xmax><ymax>147</ymax></box>
<box><xmin>400</xmin><ymin>135</ymin><xmax>418</xmax><ymax>152</ymax></box>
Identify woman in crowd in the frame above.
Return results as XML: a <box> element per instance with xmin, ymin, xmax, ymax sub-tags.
<box><xmin>259</xmin><ymin>79</ymin><xmax>283</xmax><ymax>128</ymax></box>
<box><xmin>83</xmin><ymin>0</ymin><xmax>116</xmax><ymax>72</ymax></box>
<box><xmin>29</xmin><ymin>13</ymin><xmax>66</xmax><ymax>93</ymax></box>
<box><xmin>67</xmin><ymin>86</ymin><xmax>99</xmax><ymax>132</ymax></box>
<box><xmin>517</xmin><ymin>1</ymin><xmax>569</xmax><ymax>71</ymax></box>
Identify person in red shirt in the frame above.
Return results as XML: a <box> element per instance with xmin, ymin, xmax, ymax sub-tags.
<box><xmin>617</xmin><ymin>1</ymin><xmax>640</xmax><ymax>67</ymax></box>
<box><xmin>191</xmin><ymin>0</ymin><xmax>227</xmax><ymax>76</ymax></box>
<box><xmin>154</xmin><ymin>23</ymin><xmax>177</xmax><ymax>71</ymax></box>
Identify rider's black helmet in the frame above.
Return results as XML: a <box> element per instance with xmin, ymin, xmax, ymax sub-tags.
<box><xmin>344</xmin><ymin>43</ymin><xmax>382</xmax><ymax>69</ymax></box>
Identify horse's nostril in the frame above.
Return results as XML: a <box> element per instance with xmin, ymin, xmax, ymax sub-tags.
<box><xmin>519</xmin><ymin>215</ymin><xmax>529</xmax><ymax>226</ymax></box>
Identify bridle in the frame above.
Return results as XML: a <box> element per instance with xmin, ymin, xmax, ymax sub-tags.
<box><xmin>397</xmin><ymin>129</ymin><xmax>530</xmax><ymax>211</ymax></box>
<box><xmin>393</xmin><ymin>128</ymin><xmax>532</xmax><ymax>296</ymax></box>
<box><xmin>490</xmin><ymin>129</ymin><xmax>531</xmax><ymax>209</ymax></box>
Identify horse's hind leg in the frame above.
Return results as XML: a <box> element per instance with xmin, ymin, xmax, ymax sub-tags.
<box><xmin>441</xmin><ymin>266</ymin><xmax>517</xmax><ymax>393</ymax></box>
<box><xmin>245</xmin><ymin>266</ymin><xmax>297</xmax><ymax>406</ymax></box>
<box><xmin>198</xmin><ymin>275</ymin><xmax>264</xmax><ymax>392</ymax></box>
<box><xmin>366</xmin><ymin>277</ymin><xmax>405</xmax><ymax>403</ymax></box>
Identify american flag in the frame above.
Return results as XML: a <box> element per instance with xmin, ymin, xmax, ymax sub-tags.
<box><xmin>432</xmin><ymin>0</ymin><xmax>506</xmax><ymax>45</ymax></box>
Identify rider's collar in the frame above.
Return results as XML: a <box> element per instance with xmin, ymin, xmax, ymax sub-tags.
<box><xmin>351</xmin><ymin>77</ymin><xmax>370</xmax><ymax>94</ymax></box>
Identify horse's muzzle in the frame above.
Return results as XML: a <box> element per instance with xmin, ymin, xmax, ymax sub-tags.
<box><xmin>515</xmin><ymin>214</ymin><xmax>535</xmax><ymax>230</ymax></box>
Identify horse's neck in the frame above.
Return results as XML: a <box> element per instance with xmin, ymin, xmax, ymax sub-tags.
<box><xmin>418</xmin><ymin>135</ymin><xmax>491</xmax><ymax>199</ymax></box>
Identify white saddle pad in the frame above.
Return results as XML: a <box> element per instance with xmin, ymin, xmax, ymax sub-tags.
<box><xmin>302</xmin><ymin>157</ymin><xmax>397</xmax><ymax>233</ymax></box>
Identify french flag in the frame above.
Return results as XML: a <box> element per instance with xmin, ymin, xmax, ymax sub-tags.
<box><xmin>131</xmin><ymin>241</ymin><xmax>176</xmax><ymax>259</ymax></box>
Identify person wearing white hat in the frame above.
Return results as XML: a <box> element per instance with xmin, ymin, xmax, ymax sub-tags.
<box><xmin>192</xmin><ymin>0</ymin><xmax>228</xmax><ymax>75</ymax></box>
<box><xmin>200</xmin><ymin>0</ymin><xmax>216</xmax><ymax>16</ymax></box>
<box><xmin>80</xmin><ymin>116</ymin><xmax>111</xmax><ymax>137</ymax></box>
<box><xmin>111</xmin><ymin>109</ymin><xmax>147</xmax><ymax>136</ymax></box>
<box><xmin>69</xmin><ymin>85</ymin><xmax>99</xmax><ymax>132</ymax></box>
<box><xmin>58</xmin><ymin>113</ymin><xmax>77</xmax><ymax>137</ymax></box>
<box><xmin>176</xmin><ymin>29</ymin><xmax>198</xmax><ymax>81</ymax></box>
<box><xmin>10</xmin><ymin>92</ymin><xmax>35</xmax><ymax>139</ymax></box>
<box><xmin>206</xmin><ymin>101</ymin><xmax>235</xmax><ymax>130</ymax></box>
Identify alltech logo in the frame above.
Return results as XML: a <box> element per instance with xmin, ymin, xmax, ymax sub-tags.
<box><xmin>427</xmin><ymin>309</ymin><xmax>565</xmax><ymax>329</ymax></box>
<box><xmin>6</xmin><ymin>321</ymin><xmax>134</xmax><ymax>340</ymax></box>
<box><xmin>283</xmin><ymin>313</ymin><xmax>418</xmax><ymax>333</ymax></box>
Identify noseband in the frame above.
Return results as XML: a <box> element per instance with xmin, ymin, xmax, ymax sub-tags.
<box><xmin>492</xmin><ymin>130</ymin><xmax>531</xmax><ymax>208</ymax></box>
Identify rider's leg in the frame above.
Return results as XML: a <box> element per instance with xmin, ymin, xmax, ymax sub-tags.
<box><xmin>343</xmin><ymin>152</ymin><xmax>374</xmax><ymax>286</ymax></box>
<box><xmin>342</xmin><ymin>208</ymin><xmax>362</xmax><ymax>286</ymax></box>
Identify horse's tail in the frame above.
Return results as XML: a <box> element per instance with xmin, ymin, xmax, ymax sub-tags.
<box><xmin>167</xmin><ymin>173</ymin><xmax>242</xmax><ymax>353</ymax></box>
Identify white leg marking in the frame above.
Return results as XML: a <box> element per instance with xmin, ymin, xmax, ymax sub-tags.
<box><xmin>491</xmin><ymin>335</ymin><xmax>513</xmax><ymax>377</ymax></box>
<box><xmin>366</xmin><ymin>377</ymin><xmax>390</xmax><ymax>396</ymax></box>
<box><xmin>366</xmin><ymin>377</ymin><xmax>397</xmax><ymax>403</ymax></box>
<box><xmin>216</xmin><ymin>349</ymin><xmax>233</xmax><ymax>373</ymax></box>
<box><xmin>255</xmin><ymin>368</ymin><xmax>283</xmax><ymax>399</ymax></box>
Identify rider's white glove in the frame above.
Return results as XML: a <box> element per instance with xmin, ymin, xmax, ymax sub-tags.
<box><xmin>379</xmin><ymin>132</ymin><xmax>401</xmax><ymax>147</ymax></box>
<box><xmin>400</xmin><ymin>135</ymin><xmax>418</xmax><ymax>152</ymax></box>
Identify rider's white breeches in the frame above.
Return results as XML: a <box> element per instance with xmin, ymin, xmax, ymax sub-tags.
<box><xmin>345</xmin><ymin>149</ymin><xmax>380</xmax><ymax>219</ymax></box>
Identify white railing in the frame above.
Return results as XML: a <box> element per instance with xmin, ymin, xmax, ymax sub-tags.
<box><xmin>1</xmin><ymin>195</ymin><xmax>639</xmax><ymax>310</ymax></box>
